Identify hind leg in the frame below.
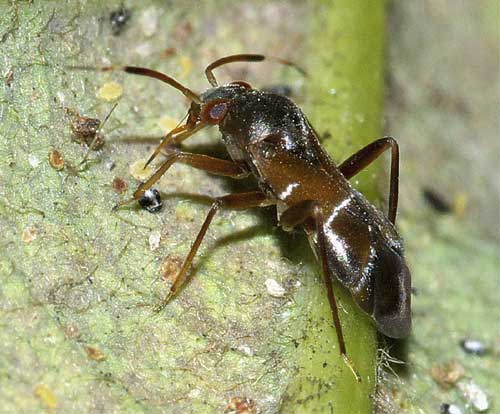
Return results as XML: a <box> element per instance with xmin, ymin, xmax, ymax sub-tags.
<box><xmin>279</xmin><ymin>200</ymin><xmax>362</xmax><ymax>382</ymax></box>
<box><xmin>339</xmin><ymin>137</ymin><xmax>400</xmax><ymax>224</ymax></box>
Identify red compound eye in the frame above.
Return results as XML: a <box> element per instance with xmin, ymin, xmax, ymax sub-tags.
<box><xmin>202</xmin><ymin>100</ymin><xmax>229</xmax><ymax>124</ymax></box>
<box><xmin>210</xmin><ymin>102</ymin><xmax>227</xmax><ymax>120</ymax></box>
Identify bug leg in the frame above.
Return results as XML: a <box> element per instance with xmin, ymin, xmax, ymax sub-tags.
<box><xmin>144</xmin><ymin>122</ymin><xmax>206</xmax><ymax>169</ymax></box>
<box><xmin>338</xmin><ymin>137</ymin><xmax>400</xmax><ymax>224</ymax></box>
<box><xmin>279</xmin><ymin>200</ymin><xmax>362</xmax><ymax>383</ymax></box>
<box><xmin>80</xmin><ymin>102</ymin><xmax>119</xmax><ymax>166</ymax></box>
<box><xmin>155</xmin><ymin>191</ymin><xmax>271</xmax><ymax>310</ymax></box>
<box><xmin>113</xmin><ymin>153</ymin><xmax>251</xmax><ymax>210</ymax></box>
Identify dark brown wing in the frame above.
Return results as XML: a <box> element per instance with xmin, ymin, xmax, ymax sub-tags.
<box><xmin>310</xmin><ymin>190</ymin><xmax>411</xmax><ymax>338</ymax></box>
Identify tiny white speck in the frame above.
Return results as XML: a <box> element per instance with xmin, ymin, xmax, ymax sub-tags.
<box><xmin>56</xmin><ymin>91</ymin><xmax>65</xmax><ymax>104</ymax></box>
<box><xmin>265</xmin><ymin>278</ymin><xmax>286</xmax><ymax>298</ymax></box>
<box><xmin>135</xmin><ymin>42</ymin><xmax>153</xmax><ymax>58</ymax></box>
<box><xmin>44</xmin><ymin>335</ymin><xmax>57</xmax><ymax>344</ymax></box>
<box><xmin>355</xmin><ymin>113</ymin><xmax>365</xmax><ymax>123</ymax></box>
<box><xmin>140</xmin><ymin>7</ymin><xmax>158</xmax><ymax>37</ymax></box>
<box><xmin>28</xmin><ymin>154</ymin><xmax>41</xmax><ymax>168</ymax></box>
<box><xmin>149</xmin><ymin>231</ymin><xmax>161</xmax><ymax>251</ymax></box>
<box><xmin>187</xmin><ymin>388</ymin><xmax>201</xmax><ymax>398</ymax></box>
<box><xmin>278</xmin><ymin>182</ymin><xmax>299</xmax><ymax>199</ymax></box>
<box><xmin>104</xmin><ymin>160</ymin><xmax>115</xmax><ymax>171</ymax></box>
<box><xmin>458</xmin><ymin>380</ymin><xmax>489</xmax><ymax>412</ymax></box>
<box><xmin>329</xmin><ymin>88</ymin><xmax>337</xmax><ymax>95</ymax></box>
<box><xmin>236</xmin><ymin>344</ymin><xmax>254</xmax><ymax>357</ymax></box>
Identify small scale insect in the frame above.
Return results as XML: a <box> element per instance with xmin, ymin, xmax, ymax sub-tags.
<box><xmin>48</xmin><ymin>149</ymin><xmax>65</xmax><ymax>170</ymax></box>
<box><xmin>73</xmin><ymin>54</ymin><xmax>411</xmax><ymax>380</ymax></box>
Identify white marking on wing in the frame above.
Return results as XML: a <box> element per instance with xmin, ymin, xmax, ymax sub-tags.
<box><xmin>278</xmin><ymin>182</ymin><xmax>299</xmax><ymax>200</ymax></box>
<box><xmin>324</xmin><ymin>196</ymin><xmax>353</xmax><ymax>265</ymax></box>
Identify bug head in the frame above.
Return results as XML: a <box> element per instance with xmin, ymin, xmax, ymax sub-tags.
<box><xmin>192</xmin><ymin>82</ymin><xmax>251</xmax><ymax>126</ymax></box>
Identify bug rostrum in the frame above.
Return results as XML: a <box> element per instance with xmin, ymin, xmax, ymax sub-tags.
<box><xmin>75</xmin><ymin>54</ymin><xmax>411</xmax><ymax>380</ymax></box>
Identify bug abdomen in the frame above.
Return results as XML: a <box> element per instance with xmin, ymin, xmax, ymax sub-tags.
<box><xmin>315</xmin><ymin>196</ymin><xmax>411</xmax><ymax>338</ymax></box>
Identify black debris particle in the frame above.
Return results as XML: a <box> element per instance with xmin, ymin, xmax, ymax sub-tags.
<box><xmin>138</xmin><ymin>188</ymin><xmax>163</xmax><ymax>213</ymax></box>
<box><xmin>422</xmin><ymin>187</ymin><xmax>452</xmax><ymax>213</ymax></box>
<box><xmin>440</xmin><ymin>402</ymin><xmax>462</xmax><ymax>414</ymax></box>
<box><xmin>110</xmin><ymin>6</ymin><xmax>131</xmax><ymax>36</ymax></box>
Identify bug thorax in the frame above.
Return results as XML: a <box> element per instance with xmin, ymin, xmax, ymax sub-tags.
<box><xmin>195</xmin><ymin>85</ymin><xmax>327</xmax><ymax>175</ymax></box>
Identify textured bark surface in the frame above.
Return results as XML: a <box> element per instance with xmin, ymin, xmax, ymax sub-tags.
<box><xmin>0</xmin><ymin>1</ymin><xmax>386</xmax><ymax>413</ymax></box>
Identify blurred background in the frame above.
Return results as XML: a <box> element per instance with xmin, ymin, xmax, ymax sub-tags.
<box><xmin>382</xmin><ymin>2</ymin><xmax>499</xmax><ymax>413</ymax></box>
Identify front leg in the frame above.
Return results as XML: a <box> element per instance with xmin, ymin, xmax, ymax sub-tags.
<box><xmin>279</xmin><ymin>200</ymin><xmax>361</xmax><ymax>382</ymax></box>
<box><xmin>143</xmin><ymin>122</ymin><xmax>207</xmax><ymax>169</ymax></box>
<box><xmin>157</xmin><ymin>191</ymin><xmax>272</xmax><ymax>310</ymax></box>
<box><xmin>114</xmin><ymin>152</ymin><xmax>250</xmax><ymax>210</ymax></box>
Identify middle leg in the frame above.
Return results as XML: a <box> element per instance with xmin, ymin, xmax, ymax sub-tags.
<box><xmin>338</xmin><ymin>137</ymin><xmax>400</xmax><ymax>224</ymax></box>
<box><xmin>114</xmin><ymin>152</ymin><xmax>250</xmax><ymax>210</ymax></box>
<box><xmin>156</xmin><ymin>191</ymin><xmax>272</xmax><ymax>310</ymax></box>
<box><xmin>144</xmin><ymin>121</ymin><xmax>207</xmax><ymax>169</ymax></box>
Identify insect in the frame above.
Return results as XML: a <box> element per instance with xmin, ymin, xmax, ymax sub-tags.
<box><xmin>65</xmin><ymin>103</ymin><xmax>118</xmax><ymax>164</ymax></box>
<box><xmin>74</xmin><ymin>54</ymin><xmax>411</xmax><ymax>380</ymax></box>
<box><xmin>65</xmin><ymin>107</ymin><xmax>102</xmax><ymax>146</ymax></box>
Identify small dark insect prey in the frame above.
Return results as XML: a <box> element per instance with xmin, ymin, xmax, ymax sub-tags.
<box><xmin>138</xmin><ymin>188</ymin><xmax>162</xmax><ymax>213</ymax></box>
<box><xmin>74</xmin><ymin>54</ymin><xmax>411</xmax><ymax>381</ymax></box>
<box><xmin>110</xmin><ymin>6</ymin><xmax>131</xmax><ymax>36</ymax></box>
<box><xmin>66</xmin><ymin>108</ymin><xmax>104</xmax><ymax>149</ymax></box>
<box><xmin>69</xmin><ymin>111</ymin><xmax>101</xmax><ymax>139</ymax></box>
<box><xmin>66</xmin><ymin>104</ymin><xmax>118</xmax><ymax>165</ymax></box>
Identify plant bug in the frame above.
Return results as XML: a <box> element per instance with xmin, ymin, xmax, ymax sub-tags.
<box><xmin>72</xmin><ymin>54</ymin><xmax>411</xmax><ymax>381</ymax></box>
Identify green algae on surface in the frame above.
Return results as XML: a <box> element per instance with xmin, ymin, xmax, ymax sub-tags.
<box><xmin>0</xmin><ymin>1</ymin><xmax>386</xmax><ymax>413</ymax></box>
<box><xmin>279</xmin><ymin>1</ymin><xmax>385</xmax><ymax>413</ymax></box>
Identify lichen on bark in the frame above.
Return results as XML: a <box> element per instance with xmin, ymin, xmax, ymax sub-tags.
<box><xmin>0</xmin><ymin>1</ymin><xmax>388</xmax><ymax>413</ymax></box>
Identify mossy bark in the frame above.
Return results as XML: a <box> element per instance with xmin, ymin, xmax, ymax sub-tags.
<box><xmin>0</xmin><ymin>2</ymin><xmax>386</xmax><ymax>413</ymax></box>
